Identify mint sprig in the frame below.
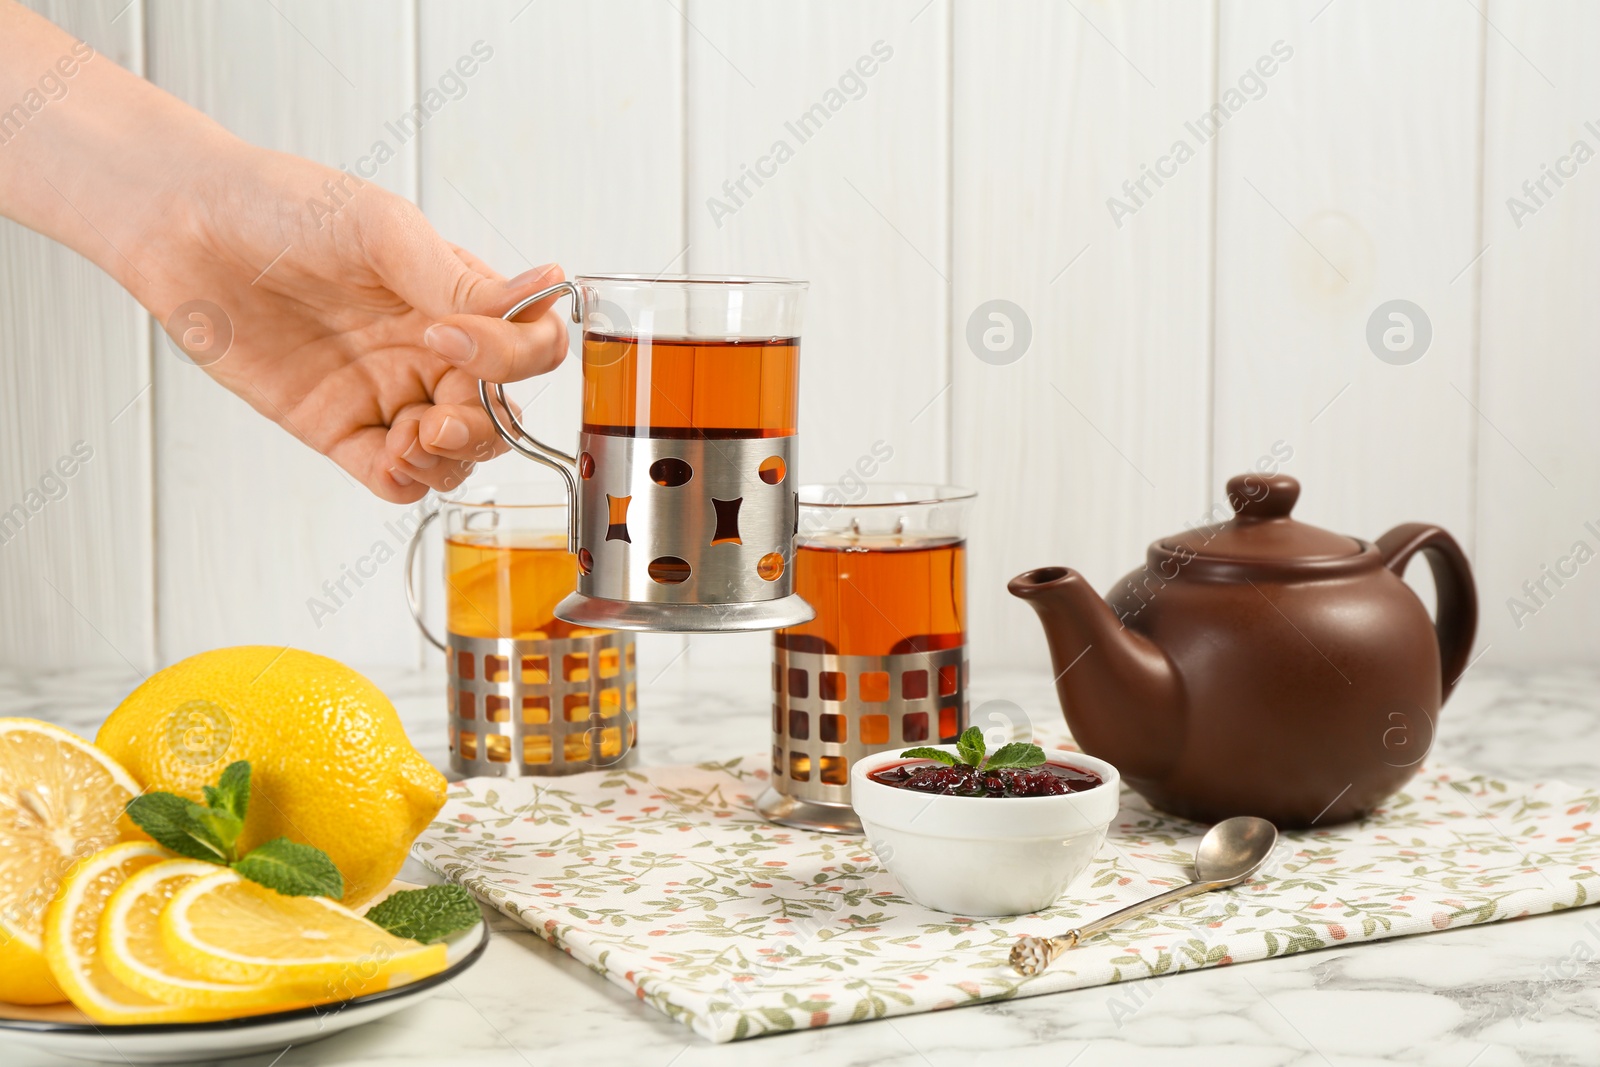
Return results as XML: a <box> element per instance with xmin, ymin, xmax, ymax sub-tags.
<box><xmin>122</xmin><ymin>792</ymin><xmax>233</xmax><ymax>863</ymax></box>
<box><xmin>203</xmin><ymin>760</ymin><xmax>250</xmax><ymax>822</ymax></box>
<box><xmin>125</xmin><ymin>760</ymin><xmax>345</xmax><ymax>900</ymax></box>
<box><xmin>956</xmin><ymin>728</ymin><xmax>986</xmax><ymax>768</ymax></box>
<box><xmin>899</xmin><ymin>726</ymin><xmax>1046</xmax><ymax>773</ymax></box>
<box><xmin>363</xmin><ymin>886</ymin><xmax>481</xmax><ymax>944</ymax></box>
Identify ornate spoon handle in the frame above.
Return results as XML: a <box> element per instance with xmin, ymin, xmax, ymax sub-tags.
<box><xmin>1009</xmin><ymin>879</ymin><xmax>1222</xmax><ymax>976</ymax></box>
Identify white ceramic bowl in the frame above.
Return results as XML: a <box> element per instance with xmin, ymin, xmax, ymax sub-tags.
<box><xmin>851</xmin><ymin>745</ymin><xmax>1120</xmax><ymax>917</ymax></box>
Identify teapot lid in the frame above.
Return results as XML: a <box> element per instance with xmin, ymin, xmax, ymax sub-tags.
<box><xmin>1156</xmin><ymin>474</ymin><xmax>1362</xmax><ymax>563</ymax></box>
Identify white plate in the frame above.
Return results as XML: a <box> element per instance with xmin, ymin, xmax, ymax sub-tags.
<box><xmin>0</xmin><ymin>893</ymin><xmax>488</xmax><ymax>1065</ymax></box>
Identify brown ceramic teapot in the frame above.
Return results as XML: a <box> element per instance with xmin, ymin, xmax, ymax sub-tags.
<box><xmin>1009</xmin><ymin>473</ymin><xmax>1478</xmax><ymax>828</ymax></box>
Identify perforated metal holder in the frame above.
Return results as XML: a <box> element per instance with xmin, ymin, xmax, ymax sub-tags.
<box><xmin>446</xmin><ymin>631</ymin><xmax>638</xmax><ymax>777</ymax></box>
<box><xmin>559</xmin><ymin>433</ymin><xmax>812</xmax><ymax>632</ymax></box>
<box><xmin>757</xmin><ymin>646</ymin><xmax>969</xmax><ymax>833</ymax></box>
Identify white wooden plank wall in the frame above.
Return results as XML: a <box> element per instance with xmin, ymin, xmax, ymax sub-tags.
<box><xmin>147</xmin><ymin>0</ymin><xmax>421</xmax><ymax>667</ymax></box>
<box><xmin>1476</xmin><ymin>1</ymin><xmax>1600</xmax><ymax>665</ymax></box>
<box><xmin>416</xmin><ymin>0</ymin><xmax>688</xmax><ymax>680</ymax></box>
<box><xmin>1213</xmin><ymin>0</ymin><xmax>1482</xmax><ymax>619</ymax></box>
<box><xmin>952</xmin><ymin>0</ymin><xmax>1215</xmax><ymax>674</ymax></box>
<box><xmin>0</xmin><ymin>1</ymin><xmax>151</xmax><ymax>672</ymax></box>
<box><xmin>2</xmin><ymin>0</ymin><xmax>1599</xmax><ymax>679</ymax></box>
<box><xmin>682</xmin><ymin>0</ymin><xmax>951</xmax><ymax>671</ymax></box>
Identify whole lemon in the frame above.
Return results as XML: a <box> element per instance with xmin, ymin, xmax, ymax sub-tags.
<box><xmin>96</xmin><ymin>647</ymin><xmax>446</xmax><ymax>908</ymax></box>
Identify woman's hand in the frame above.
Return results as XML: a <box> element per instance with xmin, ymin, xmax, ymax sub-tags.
<box><xmin>0</xmin><ymin>1</ymin><xmax>566</xmax><ymax>503</ymax></box>
<box><xmin>141</xmin><ymin>144</ymin><xmax>569</xmax><ymax>502</ymax></box>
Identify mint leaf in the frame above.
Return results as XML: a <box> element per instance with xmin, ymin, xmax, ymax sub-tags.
<box><xmin>203</xmin><ymin>761</ymin><xmax>251</xmax><ymax>823</ymax></box>
<box><xmin>185</xmin><ymin>800</ymin><xmax>243</xmax><ymax>860</ymax></box>
<box><xmin>897</xmin><ymin>747</ymin><xmax>957</xmax><ymax>766</ymax></box>
<box><xmin>364</xmin><ymin>886</ymin><xmax>480</xmax><ymax>944</ymax></box>
<box><xmin>955</xmin><ymin>726</ymin><xmax>987</xmax><ymax>768</ymax></box>
<box><xmin>125</xmin><ymin>792</ymin><xmax>230</xmax><ymax>863</ymax></box>
<box><xmin>233</xmin><ymin>837</ymin><xmax>344</xmax><ymax>898</ymax></box>
<box><xmin>983</xmin><ymin>742</ymin><xmax>1048</xmax><ymax>770</ymax></box>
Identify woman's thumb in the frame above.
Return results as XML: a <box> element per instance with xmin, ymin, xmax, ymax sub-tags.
<box><xmin>364</xmin><ymin>196</ymin><xmax>559</xmax><ymax>318</ymax></box>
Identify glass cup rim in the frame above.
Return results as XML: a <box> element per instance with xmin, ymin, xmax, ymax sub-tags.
<box><xmin>796</xmin><ymin>483</ymin><xmax>977</xmax><ymax>509</ymax></box>
<box><xmin>576</xmin><ymin>273</ymin><xmax>808</xmax><ymax>291</ymax></box>
<box><xmin>441</xmin><ymin>483</ymin><xmax>569</xmax><ymax>512</ymax></box>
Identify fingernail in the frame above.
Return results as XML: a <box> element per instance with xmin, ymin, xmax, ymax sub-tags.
<box><xmin>388</xmin><ymin>467</ymin><xmax>414</xmax><ymax>487</ymax></box>
<box><xmin>430</xmin><ymin>415</ymin><xmax>470</xmax><ymax>451</ymax></box>
<box><xmin>402</xmin><ymin>439</ymin><xmax>439</xmax><ymax>469</ymax></box>
<box><xmin>505</xmin><ymin>263</ymin><xmax>558</xmax><ymax>289</ymax></box>
<box><xmin>424</xmin><ymin>323</ymin><xmax>475</xmax><ymax>364</ymax></box>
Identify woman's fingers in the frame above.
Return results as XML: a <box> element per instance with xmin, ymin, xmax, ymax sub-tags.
<box><xmin>388</xmin><ymin>447</ymin><xmax>477</xmax><ymax>495</ymax></box>
<box><xmin>409</xmin><ymin>367</ymin><xmax>522</xmax><ymax>462</ymax></box>
<box><xmin>419</xmin><ymin>258</ymin><xmax>570</xmax><ymax>384</ymax></box>
<box><xmin>337</xmin><ymin>426</ymin><xmax>430</xmax><ymax>504</ymax></box>
<box><xmin>413</xmin><ymin>402</ymin><xmax>509</xmax><ymax>463</ymax></box>
<box><xmin>362</xmin><ymin>192</ymin><xmax>568</xmax><ymax>382</ymax></box>
<box><xmin>386</xmin><ymin>408</ymin><xmax>438</xmax><ymax>472</ymax></box>
<box><xmin>376</xmin><ymin>464</ymin><xmax>431</xmax><ymax>503</ymax></box>
<box><xmin>422</xmin><ymin>299</ymin><xmax>568</xmax><ymax>384</ymax></box>
<box><xmin>383</xmin><ymin>402</ymin><xmax>481</xmax><ymax>493</ymax></box>
<box><xmin>450</xmin><ymin>244</ymin><xmax>501</xmax><ymax>280</ymax></box>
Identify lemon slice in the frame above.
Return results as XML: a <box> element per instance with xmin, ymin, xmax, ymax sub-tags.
<box><xmin>43</xmin><ymin>843</ymin><xmax>233</xmax><ymax>1023</ymax></box>
<box><xmin>162</xmin><ymin>870</ymin><xmax>447</xmax><ymax>998</ymax></box>
<box><xmin>100</xmin><ymin>858</ymin><xmax>312</xmax><ymax>1010</ymax></box>
<box><xmin>0</xmin><ymin>718</ymin><xmax>140</xmax><ymax>1004</ymax></box>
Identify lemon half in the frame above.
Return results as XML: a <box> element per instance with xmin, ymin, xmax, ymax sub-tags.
<box><xmin>0</xmin><ymin>718</ymin><xmax>140</xmax><ymax>1004</ymax></box>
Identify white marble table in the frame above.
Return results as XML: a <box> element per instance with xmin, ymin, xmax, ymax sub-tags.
<box><xmin>4</xmin><ymin>661</ymin><xmax>1599</xmax><ymax>1066</ymax></box>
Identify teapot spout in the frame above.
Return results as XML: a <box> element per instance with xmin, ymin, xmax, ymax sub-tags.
<box><xmin>1009</xmin><ymin>567</ymin><xmax>1185</xmax><ymax>783</ymax></box>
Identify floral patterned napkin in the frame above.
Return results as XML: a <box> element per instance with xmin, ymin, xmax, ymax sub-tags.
<box><xmin>413</xmin><ymin>752</ymin><xmax>1600</xmax><ymax>1043</ymax></box>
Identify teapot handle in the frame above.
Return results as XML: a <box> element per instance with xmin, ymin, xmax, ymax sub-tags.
<box><xmin>1375</xmin><ymin>524</ymin><xmax>1479</xmax><ymax>703</ymax></box>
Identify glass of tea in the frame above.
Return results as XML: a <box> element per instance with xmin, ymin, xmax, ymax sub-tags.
<box><xmin>479</xmin><ymin>275</ymin><xmax>814</xmax><ymax>634</ymax></box>
<box><xmin>757</xmin><ymin>483</ymin><xmax>976</xmax><ymax>832</ymax></box>
<box><xmin>404</xmin><ymin>485</ymin><xmax>638</xmax><ymax>777</ymax></box>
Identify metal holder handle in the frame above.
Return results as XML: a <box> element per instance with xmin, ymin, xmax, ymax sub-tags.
<box><xmin>478</xmin><ymin>280</ymin><xmax>583</xmax><ymax>553</ymax></box>
<box><xmin>404</xmin><ymin>507</ymin><xmax>448</xmax><ymax>651</ymax></box>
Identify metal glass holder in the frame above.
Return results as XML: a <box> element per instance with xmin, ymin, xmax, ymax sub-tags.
<box><xmin>404</xmin><ymin>507</ymin><xmax>639</xmax><ymax>777</ymax></box>
<box><xmin>757</xmin><ymin>646</ymin><xmax>969</xmax><ymax>833</ymax></box>
<box><xmin>446</xmin><ymin>631</ymin><xmax>638</xmax><ymax>777</ymax></box>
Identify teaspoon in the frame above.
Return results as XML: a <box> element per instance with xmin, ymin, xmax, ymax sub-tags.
<box><xmin>1010</xmin><ymin>815</ymin><xmax>1278</xmax><ymax>976</ymax></box>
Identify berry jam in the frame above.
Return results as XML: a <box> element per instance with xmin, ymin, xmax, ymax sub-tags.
<box><xmin>867</xmin><ymin>760</ymin><xmax>1103</xmax><ymax>798</ymax></box>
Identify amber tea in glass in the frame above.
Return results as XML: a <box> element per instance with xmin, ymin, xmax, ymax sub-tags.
<box><xmin>405</xmin><ymin>486</ymin><xmax>638</xmax><ymax>777</ymax></box>
<box><xmin>782</xmin><ymin>535</ymin><xmax>966</xmax><ymax>658</ymax></box>
<box><xmin>581</xmin><ymin>334</ymin><xmax>799</xmax><ymax>439</ymax></box>
<box><xmin>759</xmin><ymin>484</ymin><xmax>975</xmax><ymax>833</ymax></box>
<box><xmin>444</xmin><ymin>530</ymin><xmax>587</xmax><ymax>640</ymax></box>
